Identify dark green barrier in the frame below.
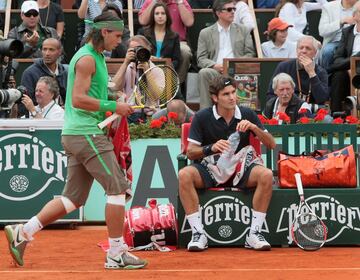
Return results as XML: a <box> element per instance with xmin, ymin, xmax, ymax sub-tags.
<box><xmin>0</xmin><ymin>121</ymin><xmax>82</xmax><ymax>223</ymax></box>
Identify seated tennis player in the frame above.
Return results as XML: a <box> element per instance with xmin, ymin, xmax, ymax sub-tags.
<box><xmin>178</xmin><ymin>75</ymin><xmax>276</xmax><ymax>251</ymax></box>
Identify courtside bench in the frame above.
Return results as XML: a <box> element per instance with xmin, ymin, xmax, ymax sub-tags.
<box><xmin>177</xmin><ymin>123</ymin><xmax>360</xmax><ymax>247</ymax></box>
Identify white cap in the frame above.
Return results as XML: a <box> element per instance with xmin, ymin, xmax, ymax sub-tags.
<box><xmin>21</xmin><ymin>1</ymin><xmax>39</xmax><ymax>13</ymax></box>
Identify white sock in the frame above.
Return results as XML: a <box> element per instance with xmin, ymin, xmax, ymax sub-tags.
<box><xmin>187</xmin><ymin>211</ymin><xmax>203</xmax><ymax>234</ymax></box>
<box><xmin>108</xmin><ymin>237</ymin><xmax>127</xmax><ymax>256</ymax></box>
<box><xmin>250</xmin><ymin>209</ymin><xmax>266</xmax><ymax>234</ymax></box>
<box><xmin>23</xmin><ymin>216</ymin><xmax>43</xmax><ymax>240</ymax></box>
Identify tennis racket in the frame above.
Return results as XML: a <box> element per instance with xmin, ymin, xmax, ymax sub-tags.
<box><xmin>291</xmin><ymin>173</ymin><xmax>327</xmax><ymax>251</ymax></box>
<box><xmin>98</xmin><ymin>64</ymin><xmax>179</xmax><ymax>129</ymax></box>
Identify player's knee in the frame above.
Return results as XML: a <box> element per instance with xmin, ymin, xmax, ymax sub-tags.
<box><xmin>179</xmin><ymin>168</ymin><xmax>193</xmax><ymax>190</ymax></box>
<box><xmin>107</xmin><ymin>194</ymin><xmax>126</xmax><ymax>206</ymax></box>
<box><xmin>61</xmin><ymin>196</ymin><xmax>77</xmax><ymax>214</ymax></box>
<box><xmin>259</xmin><ymin>169</ymin><xmax>274</xmax><ymax>190</ymax></box>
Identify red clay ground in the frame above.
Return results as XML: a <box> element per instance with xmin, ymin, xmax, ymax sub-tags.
<box><xmin>1</xmin><ymin>226</ymin><xmax>360</xmax><ymax>280</ymax></box>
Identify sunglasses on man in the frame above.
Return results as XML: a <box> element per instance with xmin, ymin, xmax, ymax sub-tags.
<box><xmin>24</xmin><ymin>11</ymin><xmax>39</xmax><ymax>17</ymax></box>
<box><xmin>221</xmin><ymin>7</ymin><xmax>236</xmax><ymax>12</ymax></box>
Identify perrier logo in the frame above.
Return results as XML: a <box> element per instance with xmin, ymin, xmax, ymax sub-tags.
<box><xmin>0</xmin><ymin>133</ymin><xmax>67</xmax><ymax>201</ymax></box>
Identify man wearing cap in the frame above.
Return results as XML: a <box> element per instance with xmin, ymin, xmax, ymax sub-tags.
<box><xmin>8</xmin><ymin>0</ymin><xmax>59</xmax><ymax>58</ymax></box>
<box><xmin>261</xmin><ymin>18</ymin><xmax>296</xmax><ymax>58</ymax></box>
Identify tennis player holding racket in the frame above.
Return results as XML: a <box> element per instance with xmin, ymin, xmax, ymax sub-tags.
<box><xmin>4</xmin><ymin>11</ymin><xmax>147</xmax><ymax>269</ymax></box>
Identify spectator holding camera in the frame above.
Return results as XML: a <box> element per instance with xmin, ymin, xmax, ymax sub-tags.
<box><xmin>8</xmin><ymin>1</ymin><xmax>59</xmax><ymax>58</ymax></box>
<box><xmin>21</xmin><ymin>76</ymin><xmax>64</xmax><ymax>120</ymax></box>
<box><xmin>111</xmin><ymin>35</ymin><xmax>155</xmax><ymax>123</ymax></box>
<box><xmin>263</xmin><ymin>73</ymin><xmax>311</xmax><ymax>123</ymax></box>
<box><xmin>138</xmin><ymin>2</ymin><xmax>181</xmax><ymax>71</ymax></box>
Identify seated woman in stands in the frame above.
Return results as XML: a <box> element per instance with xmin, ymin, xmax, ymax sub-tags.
<box><xmin>263</xmin><ymin>72</ymin><xmax>311</xmax><ymax>124</ymax></box>
<box><xmin>261</xmin><ymin>17</ymin><xmax>297</xmax><ymax>58</ymax></box>
<box><xmin>137</xmin><ymin>2</ymin><xmax>181</xmax><ymax>71</ymax></box>
<box><xmin>275</xmin><ymin>0</ymin><xmax>326</xmax><ymax>45</ymax></box>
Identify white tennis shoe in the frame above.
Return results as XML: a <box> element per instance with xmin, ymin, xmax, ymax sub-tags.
<box><xmin>187</xmin><ymin>232</ymin><xmax>208</xmax><ymax>252</ymax></box>
<box><xmin>245</xmin><ymin>231</ymin><xmax>271</xmax><ymax>251</ymax></box>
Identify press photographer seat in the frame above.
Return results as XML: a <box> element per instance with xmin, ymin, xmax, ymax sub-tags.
<box><xmin>177</xmin><ymin>123</ymin><xmax>360</xmax><ymax>248</ymax></box>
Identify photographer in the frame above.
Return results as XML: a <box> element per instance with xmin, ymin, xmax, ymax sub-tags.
<box><xmin>21</xmin><ymin>76</ymin><xmax>64</xmax><ymax>120</ymax></box>
<box><xmin>8</xmin><ymin>1</ymin><xmax>59</xmax><ymax>58</ymax></box>
<box><xmin>112</xmin><ymin>35</ymin><xmax>155</xmax><ymax>123</ymax></box>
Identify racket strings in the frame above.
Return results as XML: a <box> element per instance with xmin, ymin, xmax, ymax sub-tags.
<box><xmin>136</xmin><ymin>66</ymin><xmax>179</xmax><ymax>108</ymax></box>
<box><xmin>293</xmin><ymin>214</ymin><xmax>327</xmax><ymax>250</ymax></box>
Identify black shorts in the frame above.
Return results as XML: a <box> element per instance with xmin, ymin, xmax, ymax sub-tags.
<box><xmin>193</xmin><ymin>162</ymin><xmax>259</xmax><ymax>190</ymax></box>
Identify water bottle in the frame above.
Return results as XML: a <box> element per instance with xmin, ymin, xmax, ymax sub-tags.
<box><xmin>217</xmin><ymin>131</ymin><xmax>240</xmax><ymax>169</ymax></box>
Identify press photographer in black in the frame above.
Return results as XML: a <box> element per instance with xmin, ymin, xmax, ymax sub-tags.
<box><xmin>0</xmin><ymin>38</ymin><xmax>25</xmax><ymax>118</ymax></box>
<box><xmin>111</xmin><ymin>35</ymin><xmax>154</xmax><ymax>123</ymax></box>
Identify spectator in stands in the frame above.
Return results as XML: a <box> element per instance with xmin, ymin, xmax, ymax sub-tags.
<box><xmin>111</xmin><ymin>35</ymin><xmax>156</xmax><ymax>123</ymax></box>
<box><xmin>261</xmin><ymin>17</ymin><xmax>297</xmax><ymax>58</ymax></box>
<box><xmin>328</xmin><ymin>1</ymin><xmax>360</xmax><ymax>114</ymax></box>
<box><xmin>264</xmin><ymin>73</ymin><xmax>311</xmax><ymax>123</ymax></box>
<box><xmin>267</xmin><ymin>35</ymin><xmax>328</xmax><ymax>106</ymax></box>
<box><xmin>197</xmin><ymin>0</ymin><xmax>255</xmax><ymax>109</ymax></box>
<box><xmin>256</xmin><ymin>0</ymin><xmax>279</xmax><ymax>8</ymax></box>
<box><xmin>8</xmin><ymin>1</ymin><xmax>59</xmax><ymax>58</ymax></box>
<box><xmin>138</xmin><ymin>2</ymin><xmax>181</xmax><ymax>71</ymax></box>
<box><xmin>20</xmin><ymin>38</ymin><xmax>67</xmax><ymax>117</ymax></box>
<box><xmin>37</xmin><ymin>0</ymin><xmax>65</xmax><ymax>38</ymax></box>
<box><xmin>275</xmin><ymin>0</ymin><xmax>327</xmax><ymax>44</ymax></box>
<box><xmin>77</xmin><ymin>0</ymin><xmax>123</xmax><ymax>44</ymax></box>
<box><xmin>233</xmin><ymin>0</ymin><xmax>255</xmax><ymax>32</ymax></box>
<box><xmin>138</xmin><ymin>0</ymin><xmax>194</xmax><ymax>86</ymax></box>
<box><xmin>152</xmin><ymin>99</ymin><xmax>194</xmax><ymax>124</ymax></box>
<box><xmin>179</xmin><ymin>75</ymin><xmax>275</xmax><ymax>252</ymax></box>
<box><xmin>21</xmin><ymin>76</ymin><xmax>64</xmax><ymax>120</ymax></box>
<box><xmin>318</xmin><ymin>0</ymin><xmax>357</xmax><ymax>71</ymax></box>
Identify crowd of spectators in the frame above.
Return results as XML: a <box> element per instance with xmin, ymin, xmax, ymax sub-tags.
<box><xmin>2</xmin><ymin>0</ymin><xmax>360</xmax><ymax>123</ymax></box>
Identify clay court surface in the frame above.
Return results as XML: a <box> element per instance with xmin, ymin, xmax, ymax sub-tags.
<box><xmin>1</xmin><ymin>226</ymin><xmax>360</xmax><ymax>280</ymax></box>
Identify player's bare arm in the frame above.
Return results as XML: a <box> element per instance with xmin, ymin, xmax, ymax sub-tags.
<box><xmin>186</xmin><ymin>140</ymin><xmax>230</xmax><ymax>160</ymax></box>
<box><xmin>236</xmin><ymin>120</ymin><xmax>276</xmax><ymax>149</ymax></box>
<box><xmin>72</xmin><ymin>56</ymin><xmax>133</xmax><ymax>116</ymax></box>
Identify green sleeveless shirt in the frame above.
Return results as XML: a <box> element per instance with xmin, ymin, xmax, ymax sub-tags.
<box><xmin>62</xmin><ymin>44</ymin><xmax>108</xmax><ymax>135</ymax></box>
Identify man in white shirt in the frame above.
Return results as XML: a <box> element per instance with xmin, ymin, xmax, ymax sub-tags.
<box><xmin>319</xmin><ymin>0</ymin><xmax>357</xmax><ymax>71</ymax></box>
<box><xmin>261</xmin><ymin>17</ymin><xmax>297</xmax><ymax>58</ymax></box>
<box><xmin>233</xmin><ymin>0</ymin><xmax>255</xmax><ymax>32</ymax></box>
<box><xmin>197</xmin><ymin>0</ymin><xmax>255</xmax><ymax>109</ymax></box>
<box><xmin>21</xmin><ymin>76</ymin><xmax>64</xmax><ymax>119</ymax></box>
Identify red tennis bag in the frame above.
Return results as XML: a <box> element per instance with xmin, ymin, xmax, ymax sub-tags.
<box><xmin>123</xmin><ymin>199</ymin><xmax>178</xmax><ymax>250</ymax></box>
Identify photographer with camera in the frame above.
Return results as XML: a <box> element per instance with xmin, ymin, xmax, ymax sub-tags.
<box><xmin>112</xmin><ymin>35</ymin><xmax>155</xmax><ymax>123</ymax></box>
<box><xmin>8</xmin><ymin>1</ymin><xmax>59</xmax><ymax>58</ymax></box>
<box><xmin>21</xmin><ymin>76</ymin><xmax>64</xmax><ymax>120</ymax></box>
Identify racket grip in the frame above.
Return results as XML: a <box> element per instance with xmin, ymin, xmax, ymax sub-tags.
<box><xmin>294</xmin><ymin>173</ymin><xmax>304</xmax><ymax>196</ymax></box>
<box><xmin>98</xmin><ymin>113</ymin><xmax>119</xmax><ymax>129</ymax></box>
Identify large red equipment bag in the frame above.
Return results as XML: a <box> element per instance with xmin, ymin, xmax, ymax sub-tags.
<box><xmin>278</xmin><ymin>145</ymin><xmax>357</xmax><ymax>188</ymax></box>
<box><xmin>123</xmin><ymin>200</ymin><xmax>178</xmax><ymax>249</ymax></box>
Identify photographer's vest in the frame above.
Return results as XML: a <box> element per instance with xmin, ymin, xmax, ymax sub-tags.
<box><xmin>62</xmin><ymin>44</ymin><xmax>108</xmax><ymax>135</ymax></box>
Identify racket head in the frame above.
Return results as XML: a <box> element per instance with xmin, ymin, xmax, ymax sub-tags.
<box><xmin>291</xmin><ymin>205</ymin><xmax>327</xmax><ymax>251</ymax></box>
<box><xmin>134</xmin><ymin>65</ymin><xmax>179</xmax><ymax>108</ymax></box>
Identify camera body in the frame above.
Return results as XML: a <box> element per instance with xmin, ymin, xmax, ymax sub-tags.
<box><xmin>0</xmin><ymin>86</ymin><xmax>27</xmax><ymax>110</ymax></box>
<box><xmin>132</xmin><ymin>46</ymin><xmax>151</xmax><ymax>63</ymax></box>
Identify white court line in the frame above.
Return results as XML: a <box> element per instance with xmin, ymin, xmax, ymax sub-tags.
<box><xmin>2</xmin><ymin>268</ymin><xmax>360</xmax><ymax>273</ymax></box>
